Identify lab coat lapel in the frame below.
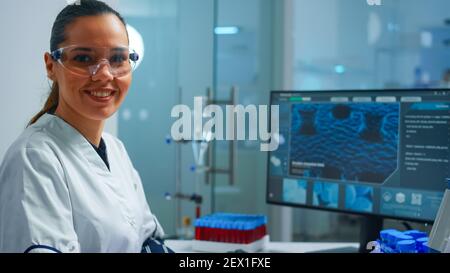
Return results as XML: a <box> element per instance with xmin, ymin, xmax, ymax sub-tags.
<box><xmin>41</xmin><ymin>113</ymin><xmax>112</xmax><ymax>176</ymax></box>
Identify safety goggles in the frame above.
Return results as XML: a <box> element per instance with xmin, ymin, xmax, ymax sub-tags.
<box><xmin>50</xmin><ymin>45</ymin><xmax>139</xmax><ymax>78</ymax></box>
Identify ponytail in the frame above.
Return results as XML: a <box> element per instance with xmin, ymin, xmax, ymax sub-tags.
<box><xmin>28</xmin><ymin>82</ymin><xmax>59</xmax><ymax>126</ymax></box>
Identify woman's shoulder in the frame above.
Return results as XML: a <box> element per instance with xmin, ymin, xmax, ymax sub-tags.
<box><xmin>0</xmin><ymin>123</ymin><xmax>64</xmax><ymax>184</ymax></box>
<box><xmin>16</xmin><ymin>122</ymin><xmax>59</xmax><ymax>150</ymax></box>
<box><xmin>2</xmin><ymin>120</ymin><xmax>60</xmax><ymax>164</ymax></box>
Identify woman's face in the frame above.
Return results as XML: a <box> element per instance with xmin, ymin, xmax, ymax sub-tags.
<box><xmin>45</xmin><ymin>14</ymin><xmax>131</xmax><ymax>122</ymax></box>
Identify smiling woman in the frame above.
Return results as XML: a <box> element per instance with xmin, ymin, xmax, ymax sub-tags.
<box><xmin>37</xmin><ymin>11</ymin><xmax>132</xmax><ymax>145</ymax></box>
<box><xmin>0</xmin><ymin>0</ymin><xmax>172</xmax><ymax>253</ymax></box>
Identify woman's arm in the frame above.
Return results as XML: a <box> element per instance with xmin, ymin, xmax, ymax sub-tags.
<box><xmin>0</xmin><ymin>146</ymin><xmax>80</xmax><ymax>253</ymax></box>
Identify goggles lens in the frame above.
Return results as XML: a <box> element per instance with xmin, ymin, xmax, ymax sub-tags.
<box><xmin>51</xmin><ymin>45</ymin><xmax>139</xmax><ymax>77</ymax></box>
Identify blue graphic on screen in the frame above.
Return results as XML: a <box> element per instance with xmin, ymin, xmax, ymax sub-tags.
<box><xmin>282</xmin><ymin>178</ymin><xmax>307</xmax><ymax>205</ymax></box>
<box><xmin>312</xmin><ymin>181</ymin><xmax>339</xmax><ymax>208</ymax></box>
<box><xmin>290</xmin><ymin>103</ymin><xmax>399</xmax><ymax>184</ymax></box>
<box><xmin>345</xmin><ymin>185</ymin><xmax>374</xmax><ymax>212</ymax></box>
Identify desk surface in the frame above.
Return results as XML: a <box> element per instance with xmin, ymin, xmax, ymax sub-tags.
<box><xmin>165</xmin><ymin>240</ymin><xmax>360</xmax><ymax>253</ymax></box>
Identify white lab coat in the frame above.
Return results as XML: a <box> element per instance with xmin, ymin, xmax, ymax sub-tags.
<box><xmin>0</xmin><ymin>113</ymin><xmax>164</xmax><ymax>253</ymax></box>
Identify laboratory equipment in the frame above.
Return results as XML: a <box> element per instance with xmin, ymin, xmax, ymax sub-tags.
<box><xmin>376</xmin><ymin>229</ymin><xmax>429</xmax><ymax>253</ymax></box>
<box><xmin>192</xmin><ymin>213</ymin><xmax>269</xmax><ymax>253</ymax></box>
<box><xmin>165</xmin><ymin>87</ymin><xmax>239</xmax><ymax>238</ymax></box>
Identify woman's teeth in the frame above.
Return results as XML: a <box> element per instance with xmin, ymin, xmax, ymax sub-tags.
<box><xmin>90</xmin><ymin>91</ymin><xmax>113</xmax><ymax>97</ymax></box>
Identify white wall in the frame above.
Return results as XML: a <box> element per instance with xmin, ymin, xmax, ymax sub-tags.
<box><xmin>0</xmin><ymin>0</ymin><xmax>118</xmax><ymax>162</ymax></box>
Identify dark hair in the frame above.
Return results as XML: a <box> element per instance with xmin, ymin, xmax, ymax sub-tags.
<box><xmin>29</xmin><ymin>0</ymin><xmax>128</xmax><ymax>126</ymax></box>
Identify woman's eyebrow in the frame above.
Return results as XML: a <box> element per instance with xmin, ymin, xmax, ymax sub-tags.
<box><xmin>69</xmin><ymin>47</ymin><xmax>127</xmax><ymax>52</ymax></box>
<box><xmin>70</xmin><ymin>47</ymin><xmax>93</xmax><ymax>52</ymax></box>
<box><xmin>111</xmin><ymin>47</ymin><xmax>127</xmax><ymax>52</ymax></box>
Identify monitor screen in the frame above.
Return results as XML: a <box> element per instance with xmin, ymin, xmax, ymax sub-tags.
<box><xmin>267</xmin><ymin>89</ymin><xmax>450</xmax><ymax>222</ymax></box>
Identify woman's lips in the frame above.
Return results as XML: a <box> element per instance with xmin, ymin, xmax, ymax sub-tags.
<box><xmin>83</xmin><ymin>89</ymin><xmax>117</xmax><ymax>103</ymax></box>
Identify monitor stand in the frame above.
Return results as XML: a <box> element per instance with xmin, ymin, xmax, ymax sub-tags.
<box><xmin>359</xmin><ymin>215</ymin><xmax>383</xmax><ymax>253</ymax></box>
<box><xmin>308</xmin><ymin>215</ymin><xmax>383</xmax><ymax>253</ymax></box>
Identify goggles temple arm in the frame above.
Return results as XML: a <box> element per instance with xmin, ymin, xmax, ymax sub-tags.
<box><xmin>50</xmin><ymin>49</ymin><xmax>62</xmax><ymax>61</ymax></box>
<box><xmin>130</xmin><ymin>52</ymin><xmax>139</xmax><ymax>62</ymax></box>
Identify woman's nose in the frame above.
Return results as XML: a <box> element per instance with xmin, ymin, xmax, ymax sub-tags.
<box><xmin>90</xmin><ymin>60</ymin><xmax>114</xmax><ymax>81</ymax></box>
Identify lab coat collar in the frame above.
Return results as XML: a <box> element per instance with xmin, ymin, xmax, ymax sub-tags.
<box><xmin>35</xmin><ymin>113</ymin><xmax>112</xmax><ymax>176</ymax></box>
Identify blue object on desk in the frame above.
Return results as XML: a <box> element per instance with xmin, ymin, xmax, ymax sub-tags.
<box><xmin>397</xmin><ymin>240</ymin><xmax>417</xmax><ymax>253</ymax></box>
<box><xmin>416</xmin><ymin>237</ymin><xmax>429</xmax><ymax>253</ymax></box>
<box><xmin>403</xmin><ymin>230</ymin><xmax>428</xmax><ymax>240</ymax></box>
<box><xmin>377</xmin><ymin>229</ymin><xmax>430</xmax><ymax>253</ymax></box>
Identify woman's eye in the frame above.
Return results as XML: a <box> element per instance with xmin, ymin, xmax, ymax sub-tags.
<box><xmin>73</xmin><ymin>55</ymin><xmax>92</xmax><ymax>63</ymax></box>
<box><xmin>110</xmin><ymin>54</ymin><xmax>127</xmax><ymax>64</ymax></box>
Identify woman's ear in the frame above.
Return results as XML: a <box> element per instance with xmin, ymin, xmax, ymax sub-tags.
<box><xmin>44</xmin><ymin>52</ymin><xmax>56</xmax><ymax>81</ymax></box>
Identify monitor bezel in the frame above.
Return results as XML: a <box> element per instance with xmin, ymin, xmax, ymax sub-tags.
<box><xmin>266</xmin><ymin>88</ymin><xmax>450</xmax><ymax>224</ymax></box>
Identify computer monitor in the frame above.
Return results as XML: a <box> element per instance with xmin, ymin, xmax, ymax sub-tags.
<box><xmin>267</xmin><ymin>89</ymin><xmax>450</xmax><ymax>251</ymax></box>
